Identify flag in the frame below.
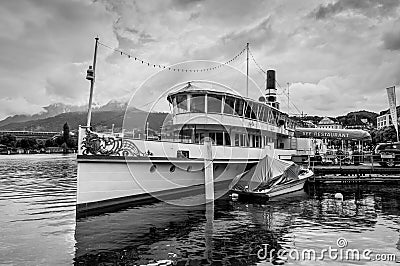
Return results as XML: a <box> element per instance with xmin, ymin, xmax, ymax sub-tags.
<box><xmin>386</xmin><ymin>86</ymin><xmax>399</xmax><ymax>141</ymax></box>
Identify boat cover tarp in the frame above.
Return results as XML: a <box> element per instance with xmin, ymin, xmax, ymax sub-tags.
<box><xmin>294</xmin><ymin>127</ymin><xmax>371</xmax><ymax>141</ymax></box>
<box><xmin>230</xmin><ymin>154</ymin><xmax>300</xmax><ymax>192</ymax></box>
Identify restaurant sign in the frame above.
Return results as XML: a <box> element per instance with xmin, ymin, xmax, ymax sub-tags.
<box><xmin>294</xmin><ymin>128</ymin><xmax>371</xmax><ymax>141</ymax></box>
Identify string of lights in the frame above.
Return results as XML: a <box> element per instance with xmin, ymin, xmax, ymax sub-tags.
<box><xmin>98</xmin><ymin>41</ymin><xmax>246</xmax><ymax>73</ymax></box>
<box><xmin>248</xmin><ymin>47</ymin><xmax>267</xmax><ymax>75</ymax></box>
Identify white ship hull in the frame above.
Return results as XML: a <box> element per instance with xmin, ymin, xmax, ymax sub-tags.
<box><xmin>77</xmin><ymin>156</ymin><xmax>253</xmax><ymax>213</ymax></box>
<box><xmin>76</xmin><ymin>134</ymin><xmax>284</xmax><ymax>214</ymax></box>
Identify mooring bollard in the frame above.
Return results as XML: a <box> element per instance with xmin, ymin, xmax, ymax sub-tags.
<box><xmin>204</xmin><ymin>137</ymin><xmax>214</xmax><ymax>201</ymax></box>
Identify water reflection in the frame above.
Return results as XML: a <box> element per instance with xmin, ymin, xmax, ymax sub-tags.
<box><xmin>74</xmin><ymin>185</ymin><xmax>400</xmax><ymax>265</ymax></box>
<box><xmin>1</xmin><ymin>154</ymin><xmax>400</xmax><ymax>265</ymax></box>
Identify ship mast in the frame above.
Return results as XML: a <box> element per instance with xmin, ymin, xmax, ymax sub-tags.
<box><xmin>246</xmin><ymin>42</ymin><xmax>249</xmax><ymax>97</ymax></box>
<box><xmin>85</xmin><ymin>37</ymin><xmax>99</xmax><ymax>128</ymax></box>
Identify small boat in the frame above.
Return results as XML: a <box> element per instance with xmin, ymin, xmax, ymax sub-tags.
<box><xmin>230</xmin><ymin>154</ymin><xmax>313</xmax><ymax>200</ymax></box>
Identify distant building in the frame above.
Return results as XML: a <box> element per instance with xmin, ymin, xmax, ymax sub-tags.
<box><xmin>345</xmin><ymin>119</ymin><xmax>373</xmax><ymax>130</ymax></box>
<box><xmin>376</xmin><ymin>106</ymin><xmax>400</xmax><ymax>129</ymax></box>
<box><xmin>377</xmin><ymin>113</ymin><xmax>392</xmax><ymax>129</ymax></box>
<box><xmin>0</xmin><ymin>130</ymin><xmax>60</xmax><ymax>143</ymax></box>
<box><xmin>317</xmin><ymin>117</ymin><xmax>342</xmax><ymax>129</ymax></box>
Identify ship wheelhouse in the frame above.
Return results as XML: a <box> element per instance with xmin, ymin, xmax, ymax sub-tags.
<box><xmin>166</xmin><ymin>82</ymin><xmax>297</xmax><ymax>150</ymax></box>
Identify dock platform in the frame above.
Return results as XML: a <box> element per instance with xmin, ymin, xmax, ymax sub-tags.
<box><xmin>311</xmin><ymin>164</ymin><xmax>400</xmax><ymax>176</ymax></box>
<box><xmin>306</xmin><ymin>164</ymin><xmax>400</xmax><ymax>184</ymax></box>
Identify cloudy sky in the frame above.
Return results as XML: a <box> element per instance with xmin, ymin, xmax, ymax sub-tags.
<box><xmin>1</xmin><ymin>0</ymin><xmax>400</xmax><ymax>119</ymax></box>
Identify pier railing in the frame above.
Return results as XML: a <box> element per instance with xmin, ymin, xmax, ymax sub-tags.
<box><xmin>287</xmin><ymin>153</ymin><xmax>400</xmax><ymax>176</ymax></box>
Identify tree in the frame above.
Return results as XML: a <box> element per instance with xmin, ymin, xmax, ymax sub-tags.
<box><xmin>370</xmin><ymin>126</ymin><xmax>397</xmax><ymax>145</ymax></box>
<box><xmin>0</xmin><ymin>134</ymin><xmax>16</xmax><ymax>147</ymax></box>
<box><xmin>17</xmin><ymin>138</ymin><xmax>37</xmax><ymax>150</ymax></box>
<box><xmin>45</xmin><ymin>138</ymin><xmax>56</xmax><ymax>147</ymax></box>
<box><xmin>63</xmin><ymin>122</ymin><xmax>70</xmax><ymax>147</ymax></box>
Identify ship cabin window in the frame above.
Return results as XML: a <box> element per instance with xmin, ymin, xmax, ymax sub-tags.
<box><xmin>195</xmin><ymin>133</ymin><xmax>204</xmax><ymax>144</ymax></box>
<box><xmin>190</xmin><ymin>94</ymin><xmax>205</xmax><ymax>113</ymax></box>
<box><xmin>224</xmin><ymin>132</ymin><xmax>231</xmax><ymax>146</ymax></box>
<box><xmin>240</xmin><ymin>134</ymin><xmax>248</xmax><ymax>147</ymax></box>
<box><xmin>207</xmin><ymin>94</ymin><xmax>223</xmax><ymax>113</ymax></box>
<box><xmin>224</xmin><ymin>96</ymin><xmax>236</xmax><ymax>115</ymax></box>
<box><xmin>209</xmin><ymin>132</ymin><xmax>224</xmax><ymax>145</ymax></box>
<box><xmin>176</xmin><ymin>94</ymin><xmax>188</xmax><ymax>114</ymax></box>
<box><xmin>254</xmin><ymin>135</ymin><xmax>260</xmax><ymax>148</ymax></box>
<box><xmin>234</xmin><ymin>134</ymin><xmax>240</xmax><ymax>146</ymax></box>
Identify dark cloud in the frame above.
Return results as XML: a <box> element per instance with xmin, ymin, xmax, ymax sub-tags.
<box><xmin>383</xmin><ymin>20</ymin><xmax>400</xmax><ymax>51</ymax></box>
<box><xmin>383</xmin><ymin>32</ymin><xmax>400</xmax><ymax>51</ymax></box>
<box><xmin>311</xmin><ymin>0</ymin><xmax>400</xmax><ymax>19</ymax></box>
<box><xmin>221</xmin><ymin>17</ymin><xmax>274</xmax><ymax>49</ymax></box>
<box><xmin>172</xmin><ymin>0</ymin><xmax>204</xmax><ymax>9</ymax></box>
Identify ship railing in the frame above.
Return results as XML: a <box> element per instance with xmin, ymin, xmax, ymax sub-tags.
<box><xmin>78</xmin><ymin>126</ymin><xmax>269</xmax><ymax>158</ymax></box>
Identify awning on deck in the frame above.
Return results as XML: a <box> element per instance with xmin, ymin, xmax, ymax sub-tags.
<box><xmin>294</xmin><ymin>128</ymin><xmax>371</xmax><ymax>141</ymax></box>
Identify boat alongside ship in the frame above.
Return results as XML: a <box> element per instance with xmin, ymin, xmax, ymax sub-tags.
<box><xmin>229</xmin><ymin>154</ymin><xmax>314</xmax><ymax>201</ymax></box>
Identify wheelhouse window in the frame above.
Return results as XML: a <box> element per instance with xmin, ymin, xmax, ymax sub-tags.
<box><xmin>259</xmin><ymin>105</ymin><xmax>266</xmax><ymax>122</ymax></box>
<box><xmin>223</xmin><ymin>96</ymin><xmax>236</xmax><ymax>115</ymax></box>
<box><xmin>263</xmin><ymin>106</ymin><xmax>270</xmax><ymax>122</ymax></box>
<box><xmin>176</xmin><ymin>94</ymin><xmax>188</xmax><ymax>114</ymax></box>
<box><xmin>244</xmin><ymin>101</ymin><xmax>251</xmax><ymax>118</ymax></box>
<box><xmin>235</xmin><ymin>99</ymin><xmax>244</xmax><ymax>116</ymax></box>
<box><xmin>190</xmin><ymin>94</ymin><xmax>205</xmax><ymax>113</ymax></box>
<box><xmin>207</xmin><ymin>94</ymin><xmax>223</xmax><ymax>113</ymax></box>
<box><xmin>250</xmin><ymin>102</ymin><xmax>257</xmax><ymax>120</ymax></box>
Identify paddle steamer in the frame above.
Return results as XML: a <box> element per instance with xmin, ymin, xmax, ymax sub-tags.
<box><xmin>76</xmin><ymin>39</ymin><xmax>317</xmax><ymax>214</ymax></box>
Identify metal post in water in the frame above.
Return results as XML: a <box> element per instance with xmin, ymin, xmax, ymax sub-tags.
<box><xmin>205</xmin><ymin>201</ymin><xmax>214</xmax><ymax>263</ymax></box>
<box><xmin>204</xmin><ymin>137</ymin><xmax>214</xmax><ymax>201</ymax></box>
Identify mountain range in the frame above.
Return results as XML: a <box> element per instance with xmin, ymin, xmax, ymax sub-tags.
<box><xmin>0</xmin><ymin>100</ymin><xmax>379</xmax><ymax>133</ymax></box>
<box><xmin>0</xmin><ymin>100</ymin><xmax>129</xmax><ymax>128</ymax></box>
<box><xmin>0</xmin><ymin>100</ymin><xmax>169</xmax><ymax>133</ymax></box>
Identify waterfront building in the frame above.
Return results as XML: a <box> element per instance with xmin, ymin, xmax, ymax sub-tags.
<box><xmin>317</xmin><ymin>117</ymin><xmax>342</xmax><ymax>129</ymax></box>
<box><xmin>377</xmin><ymin>106</ymin><xmax>400</xmax><ymax>129</ymax></box>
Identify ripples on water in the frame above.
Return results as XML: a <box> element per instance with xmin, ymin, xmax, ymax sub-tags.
<box><xmin>1</xmin><ymin>155</ymin><xmax>400</xmax><ymax>265</ymax></box>
<box><xmin>0</xmin><ymin>154</ymin><xmax>76</xmax><ymax>265</ymax></box>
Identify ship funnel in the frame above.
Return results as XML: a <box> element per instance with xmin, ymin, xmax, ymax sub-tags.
<box><xmin>265</xmin><ymin>70</ymin><xmax>279</xmax><ymax>109</ymax></box>
<box><xmin>266</xmin><ymin>70</ymin><xmax>275</xmax><ymax>91</ymax></box>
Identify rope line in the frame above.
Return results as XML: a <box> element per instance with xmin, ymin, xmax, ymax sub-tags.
<box><xmin>98</xmin><ymin>41</ymin><xmax>246</xmax><ymax>73</ymax></box>
<box><xmin>248</xmin><ymin>47</ymin><xmax>267</xmax><ymax>75</ymax></box>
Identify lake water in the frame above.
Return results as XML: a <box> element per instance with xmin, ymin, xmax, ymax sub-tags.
<box><xmin>1</xmin><ymin>154</ymin><xmax>400</xmax><ymax>265</ymax></box>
